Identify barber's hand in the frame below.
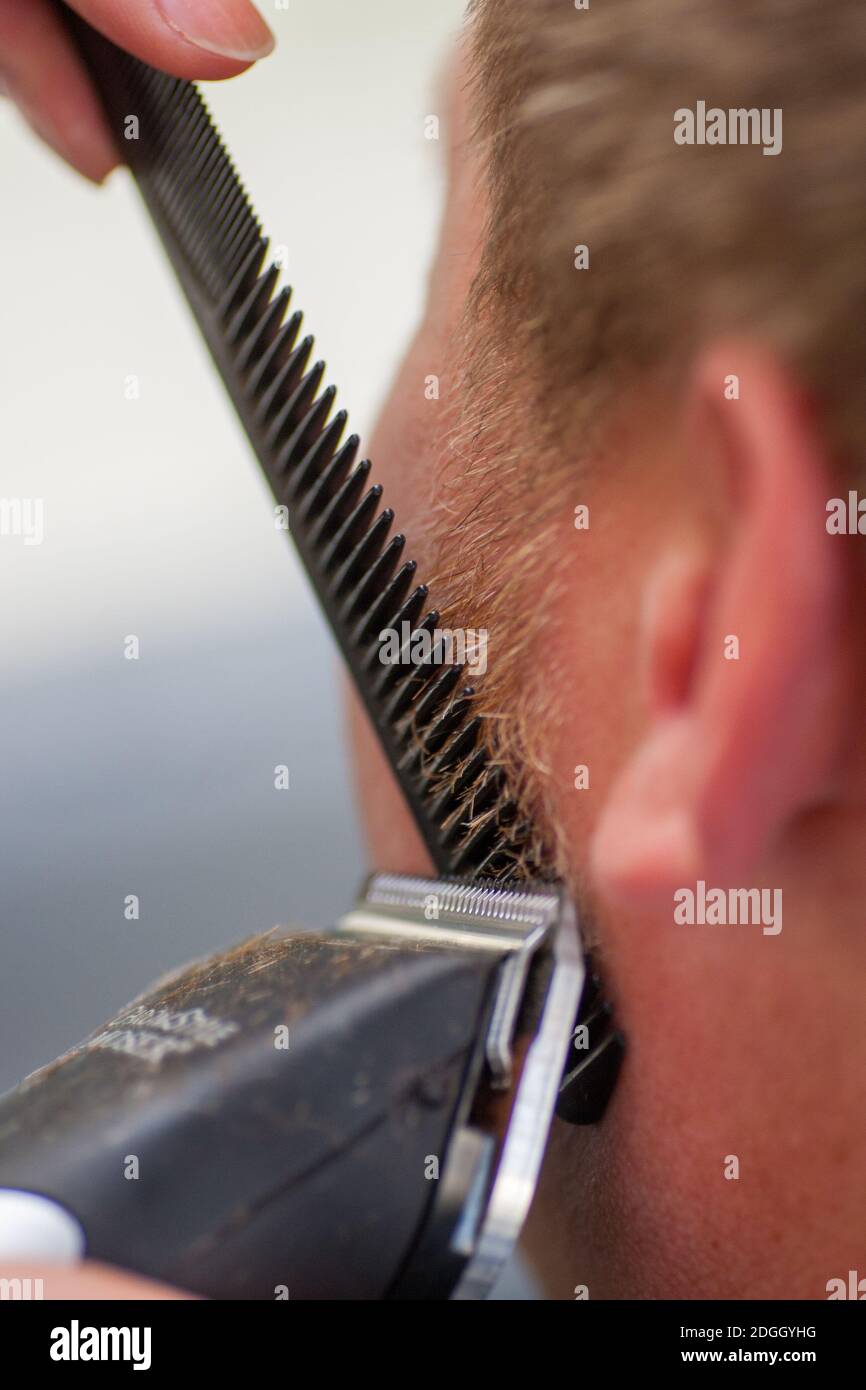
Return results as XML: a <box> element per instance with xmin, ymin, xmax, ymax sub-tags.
<box><xmin>0</xmin><ymin>0</ymin><xmax>274</xmax><ymax>182</ymax></box>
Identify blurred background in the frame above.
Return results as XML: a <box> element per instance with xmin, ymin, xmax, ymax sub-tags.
<box><xmin>0</xmin><ymin>2</ymin><xmax>464</xmax><ymax>1087</ymax></box>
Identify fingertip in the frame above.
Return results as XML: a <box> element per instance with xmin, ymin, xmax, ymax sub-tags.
<box><xmin>70</xmin><ymin>0</ymin><xmax>276</xmax><ymax>78</ymax></box>
<box><xmin>154</xmin><ymin>0</ymin><xmax>275</xmax><ymax>64</ymax></box>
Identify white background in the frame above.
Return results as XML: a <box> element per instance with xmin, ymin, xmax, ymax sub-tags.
<box><xmin>1</xmin><ymin>0</ymin><xmax>464</xmax><ymax>672</ymax></box>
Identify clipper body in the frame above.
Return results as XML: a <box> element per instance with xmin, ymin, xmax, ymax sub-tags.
<box><xmin>0</xmin><ymin>875</ymin><xmax>583</xmax><ymax>1299</ymax></box>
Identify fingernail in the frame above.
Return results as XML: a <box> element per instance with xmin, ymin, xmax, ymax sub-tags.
<box><xmin>156</xmin><ymin>0</ymin><xmax>275</xmax><ymax>62</ymax></box>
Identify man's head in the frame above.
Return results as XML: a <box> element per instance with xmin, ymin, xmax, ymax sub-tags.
<box><xmin>348</xmin><ymin>0</ymin><xmax>866</xmax><ymax>1297</ymax></box>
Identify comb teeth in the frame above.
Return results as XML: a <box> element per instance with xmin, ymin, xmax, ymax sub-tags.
<box><xmin>62</xmin><ymin>13</ymin><xmax>543</xmax><ymax>881</ymax></box>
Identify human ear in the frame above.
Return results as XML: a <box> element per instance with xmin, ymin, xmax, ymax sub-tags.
<box><xmin>591</xmin><ymin>342</ymin><xmax>849</xmax><ymax>904</ymax></box>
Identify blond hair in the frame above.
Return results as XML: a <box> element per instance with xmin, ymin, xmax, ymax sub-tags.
<box><xmin>468</xmin><ymin>0</ymin><xmax>866</xmax><ymax>471</ymax></box>
<box><xmin>427</xmin><ymin>1</ymin><xmax>866</xmax><ymax>880</ymax></box>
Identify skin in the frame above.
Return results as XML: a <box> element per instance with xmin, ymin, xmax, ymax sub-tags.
<box><xmin>6</xmin><ymin>19</ymin><xmax>866</xmax><ymax>1300</ymax></box>
<box><xmin>0</xmin><ymin>0</ymin><xmax>274</xmax><ymax>182</ymax></box>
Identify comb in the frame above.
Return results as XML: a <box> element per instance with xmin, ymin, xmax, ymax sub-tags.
<box><xmin>57</xmin><ymin>6</ymin><xmax>623</xmax><ymax>1121</ymax></box>
<box><xmin>59</xmin><ymin>8</ymin><xmax>530</xmax><ymax>882</ymax></box>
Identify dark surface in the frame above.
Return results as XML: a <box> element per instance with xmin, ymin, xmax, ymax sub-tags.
<box><xmin>0</xmin><ymin>926</ymin><xmax>499</xmax><ymax>1298</ymax></box>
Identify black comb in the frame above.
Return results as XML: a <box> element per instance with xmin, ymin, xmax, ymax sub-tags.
<box><xmin>556</xmin><ymin>956</ymin><xmax>625</xmax><ymax>1125</ymax></box>
<box><xmin>57</xmin><ymin>6</ymin><xmax>623</xmax><ymax>1122</ymax></box>
<box><xmin>57</xmin><ymin>8</ymin><xmax>532</xmax><ymax>882</ymax></box>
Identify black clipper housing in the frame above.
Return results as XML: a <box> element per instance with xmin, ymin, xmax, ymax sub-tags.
<box><xmin>0</xmin><ymin>874</ymin><xmax>585</xmax><ymax>1299</ymax></box>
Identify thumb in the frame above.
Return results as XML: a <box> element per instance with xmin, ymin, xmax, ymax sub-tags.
<box><xmin>65</xmin><ymin>0</ymin><xmax>275</xmax><ymax>73</ymax></box>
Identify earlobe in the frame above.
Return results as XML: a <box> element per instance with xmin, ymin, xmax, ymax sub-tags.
<box><xmin>591</xmin><ymin>711</ymin><xmax>705</xmax><ymax>904</ymax></box>
<box><xmin>592</xmin><ymin>341</ymin><xmax>848</xmax><ymax>907</ymax></box>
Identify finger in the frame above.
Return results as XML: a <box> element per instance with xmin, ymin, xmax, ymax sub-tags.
<box><xmin>66</xmin><ymin>0</ymin><xmax>275</xmax><ymax>77</ymax></box>
<box><xmin>0</xmin><ymin>0</ymin><xmax>118</xmax><ymax>182</ymax></box>
<box><xmin>0</xmin><ymin>1262</ymin><xmax>195</xmax><ymax>1298</ymax></box>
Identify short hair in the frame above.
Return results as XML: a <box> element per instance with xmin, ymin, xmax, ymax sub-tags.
<box><xmin>468</xmin><ymin>0</ymin><xmax>866</xmax><ymax>475</ymax></box>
